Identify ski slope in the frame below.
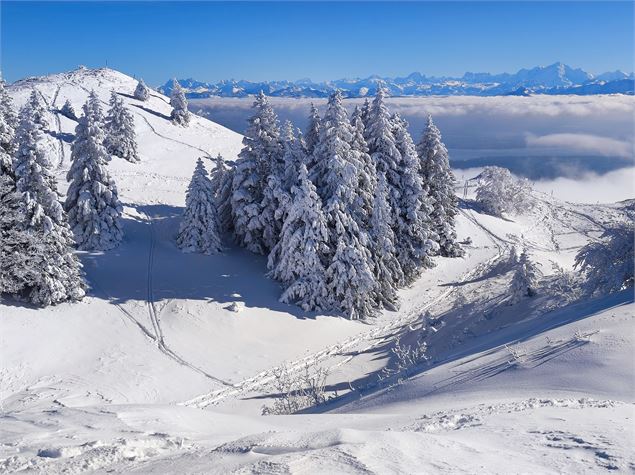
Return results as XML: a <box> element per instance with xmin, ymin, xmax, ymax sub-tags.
<box><xmin>1</xmin><ymin>68</ymin><xmax>633</xmax><ymax>474</ymax></box>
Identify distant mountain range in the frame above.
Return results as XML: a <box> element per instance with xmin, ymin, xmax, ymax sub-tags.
<box><xmin>159</xmin><ymin>62</ymin><xmax>634</xmax><ymax>99</ymax></box>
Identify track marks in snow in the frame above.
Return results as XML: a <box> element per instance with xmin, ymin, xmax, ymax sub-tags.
<box><xmin>141</xmin><ymin>212</ymin><xmax>234</xmax><ymax>387</ymax></box>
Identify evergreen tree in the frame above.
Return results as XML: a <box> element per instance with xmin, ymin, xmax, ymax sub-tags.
<box><xmin>25</xmin><ymin>90</ymin><xmax>48</xmax><ymax>130</ymax></box>
<box><xmin>304</xmin><ymin>103</ymin><xmax>321</xmax><ymax>158</ymax></box>
<box><xmin>85</xmin><ymin>90</ymin><xmax>104</xmax><ymax>125</ymax></box>
<box><xmin>231</xmin><ymin>91</ymin><xmax>282</xmax><ymax>254</ymax></box>
<box><xmin>365</xmin><ymin>88</ymin><xmax>402</xmax><ymax>236</ymax></box>
<box><xmin>509</xmin><ymin>249</ymin><xmax>541</xmax><ymax>304</ymax></box>
<box><xmin>267</xmin><ymin>164</ymin><xmax>329</xmax><ymax>311</ymax></box>
<box><xmin>0</xmin><ymin>79</ymin><xmax>17</xmax><ymax>176</ymax></box>
<box><xmin>59</xmin><ymin>99</ymin><xmax>77</xmax><ymax>121</ymax></box>
<box><xmin>370</xmin><ymin>173</ymin><xmax>403</xmax><ymax>310</ymax></box>
<box><xmin>360</xmin><ymin>98</ymin><xmax>371</xmax><ymax>129</ymax></box>
<box><xmin>65</xmin><ymin>98</ymin><xmax>124</xmax><ymax>250</ymax></box>
<box><xmin>11</xmin><ymin>105</ymin><xmax>85</xmax><ymax>305</ymax></box>
<box><xmin>170</xmin><ymin>79</ymin><xmax>190</xmax><ymax>126</ymax></box>
<box><xmin>393</xmin><ymin>113</ymin><xmax>437</xmax><ymax>279</ymax></box>
<box><xmin>209</xmin><ymin>153</ymin><xmax>234</xmax><ymax>233</ymax></box>
<box><xmin>313</xmin><ymin>91</ymin><xmax>377</xmax><ymax>319</ymax></box>
<box><xmin>104</xmin><ymin>90</ymin><xmax>139</xmax><ymax>162</ymax></box>
<box><xmin>134</xmin><ymin>79</ymin><xmax>150</xmax><ymax>101</ymax></box>
<box><xmin>349</xmin><ymin>105</ymin><xmax>377</xmax><ymax>229</ymax></box>
<box><xmin>177</xmin><ymin>158</ymin><xmax>222</xmax><ymax>255</ymax></box>
<box><xmin>0</xmin><ymin>173</ymin><xmax>30</xmax><ymax>295</ymax></box>
<box><xmin>14</xmin><ymin>98</ymin><xmax>62</xmax><ymax>232</ymax></box>
<box><xmin>417</xmin><ymin>115</ymin><xmax>463</xmax><ymax>257</ymax></box>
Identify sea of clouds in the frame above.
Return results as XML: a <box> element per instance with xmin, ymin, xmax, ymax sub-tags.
<box><xmin>191</xmin><ymin>95</ymin><xmax>634</xmax><ymax>203</ymax></box>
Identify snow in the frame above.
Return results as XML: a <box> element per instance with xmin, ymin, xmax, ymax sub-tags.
<box><xmin>1</xmin><ymin>67</ymin><xmax>634</xmax><ymax>473</ymax></box>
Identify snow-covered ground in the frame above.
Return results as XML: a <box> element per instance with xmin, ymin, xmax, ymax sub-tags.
<box><xmin>1</xmin><ymin>68</ymin><xmax>633</xmax><ymax>474</ymax></box>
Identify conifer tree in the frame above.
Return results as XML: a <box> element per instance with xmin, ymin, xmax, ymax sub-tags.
<box><xmin>313</xmin><ymin>91</ymin><xmax>377</xmax><ymax>319</ymax></box>
<box><xmin>11</xmin><ymin>104</ymin><xmax>85</xmax><ymax>305</ymax></box>
<box><xmin>0</xmin><ymin>79</ymin><xmax>17</xmax><ymax>176</ymax></box>
<box><xmin>349</xmin><ymin>105</ymin><xmax>376</xmax><ymax>229</ymax></box>
<box><xmin>65</xmin><ymin>98</ymin><xmax>124</xmax><ymax>250</ymax></box>
<box><xmin>417</xmin><ymin>115</ymin><xmax>463</xmax><ymax>257</ymax></box>
<box><xmin>134</xmin><ymin>78</ymin><xmax>150</xmax><ymax>101</ymax></box>
<box><xmin>0</xmin><ymin>174</ymin><xmax>30</xmax><ymax>295</ymax></box>
<box><xmin>370</xmin><ymin>173</ymin><xmax>403</xmax><ymax>309</ymax></box>
<box><xmin>268</xmin><ymin>164</ymin><xmax>329</xmax><ymax>311</ymax></box>
<box><xmin>25</xmin><ymin>90</ymin><xmax>48</xmax><ymax>130</ymax></box>
<box><xmin>509</xmin><ymin>249</ymin><xmax>541</xmax><ymax>304</ymax></box>
<box><xmin>170</xmin><ymin>79</ymin><xmax>190</xmax><ymax>126</ymax></box>
<box><xmin>304</xmin><ymin>103</ymin><xmax>321</xmax><ymax>158</ymax></box>
<box><xmin>231</xmin><ymin>91</ymin><xmax>282</xmax><ymax>254</ymax></box>
<box><xmin>393</xmin><ymin>113</ymin><xmax>437</xmax><ymax>279</ymax></box>
<box><xmin>177</xmin><ymin>158</ymin><xmax>222</xmax><ymax>255</ymax></box>
<box><xmin>104</xmin><ymin>90</ymin><xmax>139</xmax><ymax>162</ymax></box>
<box><xmin>365</xmin><ymin>88</ymin><xmax>402</xmax><ymax>235</ymax></box>
<box><xmin>85</xmin><ymin>90</ymin><xmax>104</xmax><ymax>125</ymax></box>
<box><xmin>60</xmin><ymin>100</ymin><xmax>77</xmax><ymax>120</ymax></box>
<box><xmin>209</xmin><ymin>153</ymin><xmax>234</xmax><ymax>233</ymax></box>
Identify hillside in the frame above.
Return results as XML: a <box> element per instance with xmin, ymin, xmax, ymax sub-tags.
<box><xmin>1</xmin><ymin>68</ymin><xmax>633</xmax><ymax>474</ymax></box>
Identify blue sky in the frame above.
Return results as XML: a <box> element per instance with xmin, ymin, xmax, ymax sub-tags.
<box><xmin>2</xmin><ymin>1</ymin><xmax>633</xmax><ymax>85</ymax></box>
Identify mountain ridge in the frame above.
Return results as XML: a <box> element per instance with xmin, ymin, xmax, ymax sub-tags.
<box><xmin>159</xmin><ymin>62</ymin><xmax>635</xmax><ymax>98</ymax></box>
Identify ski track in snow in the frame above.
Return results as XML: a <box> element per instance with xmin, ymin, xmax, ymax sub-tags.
<box><xmin>142</xmin><ymin>211</ymin><xmax>234</xmax><ymax>387</ymax></box>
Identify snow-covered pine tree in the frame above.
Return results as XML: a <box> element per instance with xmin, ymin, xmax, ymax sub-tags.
<box><xmin>170</xmin><ymin>79</ymin><xmax>190</xmax><ymax>126</ymax></box>
<box><xmin>370</xmin><ymin>172</ymin><xmax>403</xmax><ymax>310</ymax></box>
<box><xmin>0</xmin><ymin>173</ymin><xmax>29</xmax><ymax>295</ymax></box>
<box><xmin>364</xmin><ymin>87</ymin><xmax>403</xmax><ymax>237</ymax></box>
<box><xmin>360</xmin><ymin>98</ymin><xmax>371</xmax><ymax>129</ymax></box>
<box><xmin>508</xmin><ymin>249</ymin><xmax>541</xmax><ymax>305</ymax></box>
<box><xmin>304</xmin><ymin>103</ymin><xmax>321</xmax><ymax>158</ymax></box>
<box><xmin>267</xmin><ymin>163</ymin><xmax>329</xmax><ymax>311</ymax></box>
<box><xmin>313</xmin><ymin>91</ymin><xmax>377</xmax><ymax>319</ymax></box>
<box><xmin>209</xmin><ymin>153</ymin><xmax>234</xmax><ymax>233</ymax></box>
<box><xmin>134</xmin><ymin>79</ymin><xmax>150</xmax><ymax>101</ymax></box>
<box><xmin>417</xmin><ymin>115</ymin><xmax>463</xmax><ymax>257</ymax></box>
<box><xmin>231</xmin><ymin>91</ymin><xmax>283</xmax><ymax>254</ymax></box>
<box><xmin>104</xmin><ymin>90</ymin><xmax>139</xmax><ymax>162</ymax></box>
<box><xmin>393</xmin><ymin>113</ymin><xmax>437</xmax><ymax>280</ymax></box>
<box><xmin>60</xmin><ymin>99</ymin><xmax>77</xmax><ymax>120</ymax></box>
<box><xmin>65</xmin><ymin>98</ymin><xmax>124</xmax><ymax>250</ymax></box>
<box><xmin>11</xmin><ymin>104</ymin><xmax>85</xmax><ymax>305</ymax></box>
<box><xmin>85</xmin><ymin>90</ymin><xmax>104</xmax><ymax>125</ymax></box>
<box><xmin>417</xmin><ymin>116</ymin><xmax>464</xmax><ymax>257</ymax></box>
<box><xmin>349</xmin><ymin>105</ymin><xmax>376</xmax><ymax>229</ymax></box>
<box><xmin>177</xmin><ymin>158</ymin><xmax>222</xmax><ymax>255</ymax></box>
<box><xmin>0</xmin><ymin>79</ymin><xmax>17</xmax><ymax>176</ymax></box>
<box><xmin>25</xmin><ymin>90</ymin><xmax>49</xmax><ymax>130</ymax></box>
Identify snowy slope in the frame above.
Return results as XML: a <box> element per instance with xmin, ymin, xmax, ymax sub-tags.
<box><xmin>1</xmin><ymin>68</ymin><xmax>633</xmax><ymax>474</ymax></box>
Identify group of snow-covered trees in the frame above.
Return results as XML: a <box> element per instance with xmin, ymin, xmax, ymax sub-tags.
<box><xmin>0</xmin><ymin>80</ymin><xmax>139</xmax><ymax>306</ymax></box>
<box><xmin>192</xmin><ymin>89</ymin><xmax>463</xmax><ymax>319</ymax></box>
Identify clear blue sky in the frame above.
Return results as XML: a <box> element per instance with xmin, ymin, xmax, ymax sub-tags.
<box><xmin>2</xmin><ymin>1</ymin><xmax>633</xmax><ymax>85</ymax></box>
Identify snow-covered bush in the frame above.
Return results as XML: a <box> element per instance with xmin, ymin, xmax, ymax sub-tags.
<box><xmin>177</xmin><ymin>158</ymin><xmax>222</xmax><ymax>255</ymax></box>
<box><xmin>104</xmin><ymin>90</ymin><xmax>139</xmax><ymax>162</ymax></box>
<box><xmin>134</xmin><ymin>79</ymin><xmax>149</xmax><ymax>101</ymax></box>
<box><xmin>574</xmin><ymin>224</ymin><xmax>634</xmax><ymax>295</ymax></box>
<box><xmin>508</xmin><ymin>249</ymin><xmax>542</xmax><ymax>305</ymax></box>
<box><xmin>380</xmin><ymin>337</ymin><xmax>428</xmax><ymax>381</ymax></box>
<box><xmin>261</xmin><ymin>359</ymin><xmax>330</xmax><ymax>415</ymax></box>
<box><xmin>66</xmin><ymin>96</ymin><xmax>124</xmax><ymax>251</ymax></box>
<box><xmin>170</xmin><ymin>79</ymin><xmax>190</xmax><ymax>126</ymax></box>
<box><xmin>475</xmin><ymin>166</ymin><xmax>534</xmax><ymax>217</ymax></box>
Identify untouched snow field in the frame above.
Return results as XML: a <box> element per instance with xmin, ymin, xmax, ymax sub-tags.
<box><xmin>1</xmin><ymin>68</ymin><xmax>633</xmax><ymax>474</ymax></box>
